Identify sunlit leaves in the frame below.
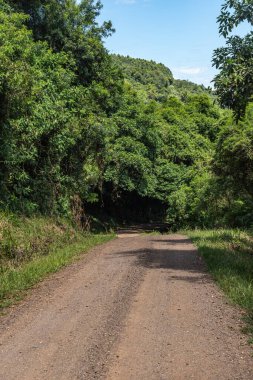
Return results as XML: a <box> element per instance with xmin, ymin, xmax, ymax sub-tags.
<box><xmin>213</xmin><ymin>1</ymin><xmax>253</xmax><ymax>120</ymax></box>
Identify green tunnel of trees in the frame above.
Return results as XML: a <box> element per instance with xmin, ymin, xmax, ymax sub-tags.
<box><xmin>0</xmin><ymin>0</ymin><xmax>253</xmax><ymax>229</ymax></box>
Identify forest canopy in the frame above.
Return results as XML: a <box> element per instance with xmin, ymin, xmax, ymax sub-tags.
<box><xmin>0</xmin><ymin>0</ymin><xmax>252</xmax><ymax>229</ymax></box>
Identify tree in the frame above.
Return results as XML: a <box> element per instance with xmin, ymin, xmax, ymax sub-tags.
<box><xmin>214</xmin><ymin>104</ymin><xmax>253</xmax><ymax>197</ymax></box>
<box><xmin>213</xmin><ymin>0</ymin><xmax>253</xmax><ymax>121</ymax></box>
<box><xmin>0</xmin><ymin>8</ymin><xmax>80</xmax><ymax>213</ymax></box>
<box><xmin>0</xmin><ymin>7</ymin><xmax>226</xmax><ymax>227</ymax></box>
<box><xmin>6</xmin><ymin>1</ymin><xmax>117</xmax><ymax>89</ymax></box>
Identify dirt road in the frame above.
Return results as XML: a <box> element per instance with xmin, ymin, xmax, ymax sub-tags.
<box><xmin>0</xmin><ymin>234</ymin><xmax>252</xmax><ymax>379</ymax></box>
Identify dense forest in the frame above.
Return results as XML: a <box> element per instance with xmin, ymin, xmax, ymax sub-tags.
<box><xmin>0</xmin><ymin>0</ymin><xmax>253</xmax><ymax>229</ymax></box>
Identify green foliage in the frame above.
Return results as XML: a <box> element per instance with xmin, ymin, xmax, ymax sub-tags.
<box><xmin>0</xmin><ymin>1</ymin><xmax>251</xmax><ymax>232</ymax></box>
<box><xmin>214</xmin><ymin>104</ymin><xmax>253</xmax><ymax>195</ymax></box>
<box><xmin>112</xmin><ymin>54</ymin><xmax>173</xmax><ymax>101</ymax></box>
<box><xmin>213</xmin><ymin>0</ymin><xmax>253</xmax><ymax>121</ymax></box>
<box><xmin>112</xmin><ymin>54</ymin><xmax>213</xmax><ymax>104</ymax></box>
<box><xmin>0</xmin><ymin>212</ymin><xmax>77</xmax><ymax>264</ymax></box>
<box><xmin>0</xmin><ymin>9</ymin><xmax>74</xmax><ymax>213</ymax></box>
<box><xmin>210</xmin><ymin>104</ymin><xmax>253</xmax><ymax>227</ymax></box>
<box><xmin>97</xmin><ymin>64</ymin><xmax>220</xmax><ymax>225</ymax></box>
<box><xmin>217</xmin><ymin>0</ymin><xmax>253</xmax><ymax>38</ymax></box>
<box><xmin>173</xmin><ymin>79</ymin><xmax>212</xmax><ymax>95</ymax></box>
<box><xmin>103</xmin><ymin>85</ymin><xmax>158</xmax><ymax>197</ymax></box>
<box><xmin>112</xmin><ymin>54</ymin><xmax>173</xmax><ymax>88</ymax></box>
<box><xmin>0</xmin><ymin>2</ymin><xmax>122</xmax><ymax>216</ymax></box>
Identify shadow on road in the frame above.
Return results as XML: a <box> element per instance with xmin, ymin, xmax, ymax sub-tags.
<box><xmin>110</xmin><ymin>235</ymin><xmax>210</xmax><ymax>284</ymax></box>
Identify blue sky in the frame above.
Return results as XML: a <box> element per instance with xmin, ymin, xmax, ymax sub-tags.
<box><xmin>98</xmin><ymin>0</ymin><xmax>250</xmax><ymax>86</ymax></box>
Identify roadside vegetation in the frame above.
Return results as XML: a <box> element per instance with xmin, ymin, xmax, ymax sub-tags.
<box><xmin>188</xmin><ymin>229</ymin><xmax>253</xmax><ymax>341</ymax></box>
<box><xmin>0</xmin><ymin>213</ymin><xmax>114</xmax><ymax>309</ymax></box>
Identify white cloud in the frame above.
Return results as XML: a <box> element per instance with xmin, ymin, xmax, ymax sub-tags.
<box><xmin>170</xmin><ymin>66</ymin><xmax>216</xmax><ymax>86</ymax></box>
<box><xmin>173</xmin><ymin>67</ymin><xmax>206</xmax><ymax>76</ymax></box>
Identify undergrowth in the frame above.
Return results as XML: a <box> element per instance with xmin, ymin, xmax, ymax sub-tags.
<box><xmin>0</xmin><ymin>212</ymin><xmax>114</xmax><ymax>309</ymax></box>
<box><xmin>187</xmin><ymin>229</ymin><xmax>253</xmax><ymax>342</ymax></box>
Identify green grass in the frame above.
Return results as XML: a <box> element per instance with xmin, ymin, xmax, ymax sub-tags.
<box><xmin>0</xmin><ymin>213</ymin><xmax>114</xmax><ymax>309</ymax></box>
<box><xmin>0</xmin><ymin>234</ymin><xmax>114</xmax><ymax>309</ymax></box>
<box><xmin>187</xmin><ymin>229</ymin><xmax>253</xmax><ymax>340</ymax></box>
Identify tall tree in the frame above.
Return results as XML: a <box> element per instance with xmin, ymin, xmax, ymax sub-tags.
<box><xmin>6</xmin><ymin>1</ymin><xmax>116</xmax><ymax>87</ymax></box>
<box><xmin>213</xmin><ymin>0</ymin><xmax>253</xmax><ymax>121</ymax></box>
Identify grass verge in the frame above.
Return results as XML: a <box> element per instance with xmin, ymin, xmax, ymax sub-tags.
<box><xmin>0</xmin><ymin>213</ymin><xmax>114</xmax><ymax>309</ymax></box>
<box><xmin>187</xmin><ymin>229</ymin><xmax>253</xmax><ymax>342</ymax></box>
<box><xmin>0</xmin><ymin>234</ymin><xmax>114</xmax><ymax>309</ymax></box>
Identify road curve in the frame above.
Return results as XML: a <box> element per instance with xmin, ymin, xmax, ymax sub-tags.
<box><xmin>0</xmin><ymin>234</ymin><xmax>252</xmax><ymax>379</ymax></box>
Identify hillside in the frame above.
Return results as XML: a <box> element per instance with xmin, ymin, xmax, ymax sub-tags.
<box><xmin>112</xmin><ymin>54</ymin><xmax>173</xmax><ymax>88</ymax></box>
<box><xmin>111</xmin><ymin>54</ymin><xmax>211</xmax><ymax>101</ymax></box>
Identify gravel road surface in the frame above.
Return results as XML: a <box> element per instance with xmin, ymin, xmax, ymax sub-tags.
<box><xmin>0</xmin><ymin>234</ymin><xmax>252</xmax><ymax>379</ymax></box>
